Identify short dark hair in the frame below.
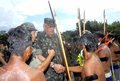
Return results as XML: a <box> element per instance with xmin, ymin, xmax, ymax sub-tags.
<box><xmin>94</xmin><ymin>31</ymin><xmax>105</xmax><ymax>39</ymax></box>
<box><xmin>7</xmin><ymin>26</ymin><xmax>32</xmax><ymax>56</ymax></box>
<box><xmin>94</xmin><ymin>32</ymin><xmax>105</xmax><ymax>43</ymax></box>
<box><xmin>79</xmin><ymin>31</ymin><xmax>98</xmax><ymax>52</ymax></box>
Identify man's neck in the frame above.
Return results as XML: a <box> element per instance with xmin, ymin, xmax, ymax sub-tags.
<box><xmin>7</xmin><ymin>54</ymin><xmax>24</xmax><ymax>65</ymax></box>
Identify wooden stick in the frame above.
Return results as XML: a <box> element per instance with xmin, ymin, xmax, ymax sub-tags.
<box><xmin>83</xmin><ymin>10</ymin><xmax>86</xmax><ymax>34</ymax></box>
<box><xmin>103</xmin><ymin>9</ymin><xmax>106</xmax><ymax>35</ymax></box>
<box><xmin>48</xmin><ymin>1</ymin><xmax>72</xmax><ymax>81</ymax></box>
<box><xmin>77</xmin><ymin>8</ymin><xmax>82</xmax><ymax>37</ymax></box>
<box><xmin>54</xmin><ymin>11</ymin><xmax>72</xmax><ymax>81</ymax></box>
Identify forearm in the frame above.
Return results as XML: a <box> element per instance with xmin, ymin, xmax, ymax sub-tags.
<box><xmin>112</xmin><ymin>57</ymin><xmax>120</xmax><ymax>62</ymax></box>
<box><xmin>38</xmin><ymin>54</ymin><xmax>46</xmax><ymax>61</ymax></box>
<box><xmin>69</xmin><ymin>66</ymin><xmax>83</xmax><ymax>72</ymax></box>
<box><xmin>37</xmin><ymin>54</ymin><xmax>55</xmax><ymax>69</ymax></box>
<box><xmin>38</xmin><ymin>55</ymin><xmax>53</xmax><ymax>72</ymax></box>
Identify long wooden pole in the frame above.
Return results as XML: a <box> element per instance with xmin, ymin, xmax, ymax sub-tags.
<box><xmin>83</xmin><ymin>10</ymin><xmax>86</xmax><ymax>34</ymax></box>
<box><xmin>103</xmin><ymin>9</ymin><xmax>106</xmax><ymax>35</ymax></box>
<box><xmin>48</xmin><ymin>1</ymin><xmax>72</xmax><ymax>81</ymax></box>
<box><xmin>54</xmin><ymin>11</ymin><xmax>72</xmax><ymax>81</ymax></box>
<box><xmin>77</xmin><ymin>8</ymin><xmax>82</xmax><ymax>37</ymax></box>
<box><xmin>103</xmin><ymin>10</ymin><xmax>117</xmax><ymax>80</ymax></box>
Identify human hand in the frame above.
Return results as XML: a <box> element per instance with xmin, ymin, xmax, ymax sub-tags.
<box><xmin>48</xmin><ymin>49</ymin><xmax>55</xmax><ymax>57</ymax></box>
<box><xmin>53</xmin><ymin>64</ymin><xmax>65</xmax><ymax>73</ymax></box>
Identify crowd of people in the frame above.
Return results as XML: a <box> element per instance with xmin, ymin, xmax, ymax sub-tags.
<box><xmin>0</xmin><ymin>17</ymin><xmax>120</xmax><ymax>81</ymax></box>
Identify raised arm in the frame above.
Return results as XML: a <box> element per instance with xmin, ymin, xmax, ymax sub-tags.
<box><xmin>38</xmin><ymin>49</ymin><xmax>55</xmax><ymax>72</ymax></box>
<box><xmin>68</xmin><ymin>66</ymin><xmax>83</xmax><ymax>73</ymax></box>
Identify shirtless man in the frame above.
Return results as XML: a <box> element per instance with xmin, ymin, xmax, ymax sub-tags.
<box><xmin>94</xmin><ymin>32</ymin><xmax>113</xmax><ymax>81</ymax></box>
<box><xmin>105</xmin><ymin>33</ymin><xmax>120</xmax><ymax>81</ymax></box>
<box><xmin>78</xmin><ymin>31</ymin><xmax>106</xmax><ymax>81</ymax></box>
<box><xmin>0</xmin><ymin>23</ymin><xmax>55</xmax><ymax>81</ymax></box>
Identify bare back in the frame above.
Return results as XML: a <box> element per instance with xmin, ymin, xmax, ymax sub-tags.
<box><xmin>82</xmin><ymin>54</ymin><xmax>106</xmax><ymax>81</ymax></box>
<box><xmin>97</xmin><ymin>45</ymin><xmax>111</xmax><ymax>73</ymax></box>
<box><xmin>110</xmin><ymin>42</ymin><xmax>120</xmax><ymax>63</ymax></box>
<box><xmin>0</xmin><ymin>62</ymin><xmax>46</xmax><ymax>81</ymax></box>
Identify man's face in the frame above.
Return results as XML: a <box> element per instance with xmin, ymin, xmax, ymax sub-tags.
<box><xmin>79</xmin><ymin>44</ymin><xmax>83</xmax><ymax>50</ymax></box>
<box><xmin>44</xmin><ymin>24</ymin><xmax>55</xmax><ymax>37</ymax></box>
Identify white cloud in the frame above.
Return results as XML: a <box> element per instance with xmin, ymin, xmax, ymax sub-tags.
<box><xmin>0</xmin><ymin>0</ymin><xmax>120</xmax><ymax>32</ymax></box>
<box><xmin>58</xmin><ymin>18</ymin><xmax>77</xmax><ymax>32</ymax></box>
<box><xmin>0</xmin><ymin>0</ymin><xmax>27</xmax><ymax>30</ymax></box>
<box><xmin>32</xmin><ymin>21</ymin><xmax>43</xmax><ymax>31</ymax></box>
<box><xmin>15</xmin><ymin>0</ymin><xmax>49</xmax><ymax>16</ymax></box>
<box><xmin>50</xmin><ymin>0</ymin><xmax>120</xmax><ymax>21</ymax></box>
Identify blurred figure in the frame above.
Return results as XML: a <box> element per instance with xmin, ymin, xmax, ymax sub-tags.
<box><xmin>94</xmin><ymin>32</ymin><xmax>113</xmax><ymax>81</ymax></box>
<box><xmin>106</xmin><ymin>33</ymin><xmax>120</xmax><ymax>81</ymax></box>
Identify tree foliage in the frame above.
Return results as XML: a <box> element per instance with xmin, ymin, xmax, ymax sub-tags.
<box><xmin>107</xmin><ymin>21</ymin><xmax>120</xmax><ymax>35</ymax></box>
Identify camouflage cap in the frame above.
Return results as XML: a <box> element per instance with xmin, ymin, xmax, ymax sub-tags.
<box><xmin>44</xmin><ymin>18</ymin><xmax>55</xmax><ymax>27</ymax></box>
<box><xmin>20</xmin><ymin>22</ymin><xmax>37</xmax><ymax>32</ymax></box>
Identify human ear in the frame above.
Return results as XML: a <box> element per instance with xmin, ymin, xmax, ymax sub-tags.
<box><xmin>83</xmin><ymin>45</ymin><xmax>88</xmax><ymax>60</ymax></box>
<box><xmin>23</xmin><ymin>46</ymin><xmax>32</xmax><ymax>61</ymax></box>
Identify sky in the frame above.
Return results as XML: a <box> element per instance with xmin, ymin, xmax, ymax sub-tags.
<box><xmin>0</xmin><ymin>0</ymin><xmax>120</xmax><ymax>32</ymax></box>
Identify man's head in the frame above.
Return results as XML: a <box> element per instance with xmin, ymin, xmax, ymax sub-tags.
<box><xmin>20</xmin><ymin>22</ymin><xmax>37</xmax><ymax>42</ymax></box>
<box><xmin>7</xmin><ymin>25</ymin><xmax>33</xmax><ymax>61</ymax></box>
<box><xmin>94</xmin><ymin>31</ymin><xmax>105</xmax><ymax>43</ymax></box>
<box><xmin>43</xmin><ymin>18</ymin><xmax>55</xmax><ymax>37</ymax></box>
<box><xmin>106</xmin><ymin>33</ymin><xmax>115</xmax><ymax>42</ymax></box>
<box><xmin>20</xmin><ymin>22</ymin><xmax>37</xmax><ymax>32</ymax></box>
<box><xmin>78</xmin><ymin>30</ymin><xmax>98</xmax><ymax>52</ymax></box>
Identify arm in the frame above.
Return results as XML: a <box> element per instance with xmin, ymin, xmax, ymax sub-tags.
<box><xmin>112</xmin><ymin>54</ymin><xmax>120</xmax><ymax>62</ymax></box>
<box><xmin>68</xmin><ymin>66</ymin><xmax>83</xmax><ymax>73</ymax></box>
<box><xmin>111</xmin><ymin>50</ymin><xmax>120</xmax><ymax>62</ymax></box>
<box><xmin>111</xmin><ymin>43</ymin><xmax>120</xmax><ymax>62</ymax></box>
<box><xmin>37</xmin><ymin>54</ymin><xmax>56</xmax><ymax>68</ymax></box>
<box><xmin>37</xmin><ymin>51</ymin><xmax>65</xmax><ymax>73</ymax></box>
<box><xmin>38</xmin><ymin>54</ymin><xmax>65</xmax><ymax>73</ymax></box>
<box><xmin>38</xmin><ymin>49</ymin><xmax>55</xmax><ymax>72</ymax></box>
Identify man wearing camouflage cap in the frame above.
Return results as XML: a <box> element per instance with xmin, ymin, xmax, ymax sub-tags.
<box><xmin>31</xmin><ymin>18</ymin><xmax>65</xmax><ymax>81</ymax></box>
<box><xmin>19</xmin><ymin>22</ymin><xmax>37</xmax><ymax>42</ymax></box>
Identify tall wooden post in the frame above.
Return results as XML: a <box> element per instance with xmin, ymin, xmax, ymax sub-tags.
<box><xmin>83</xmin><ymin>10</ymin><xmax>86</xmax><ymax>34</ymax></box>
<box><xmin>77</xmin><ymin>8</ymin><xmax>82</xmax><ymax>37</ymax></box>
<box><xmin>103</xmin><ymin>9</ymin><xmax>106</xmax><ymax>35</ymax></box>
<box><xmin>48</xmin><ymin>1</ymin><xmax>72</xmax><ymax>81</ymax></box>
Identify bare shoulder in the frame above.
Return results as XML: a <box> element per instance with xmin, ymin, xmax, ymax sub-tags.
<box><xmin>98</xmin><ymin>46</ymin><xmax>111</xmax><ymax>57</ymax></box>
